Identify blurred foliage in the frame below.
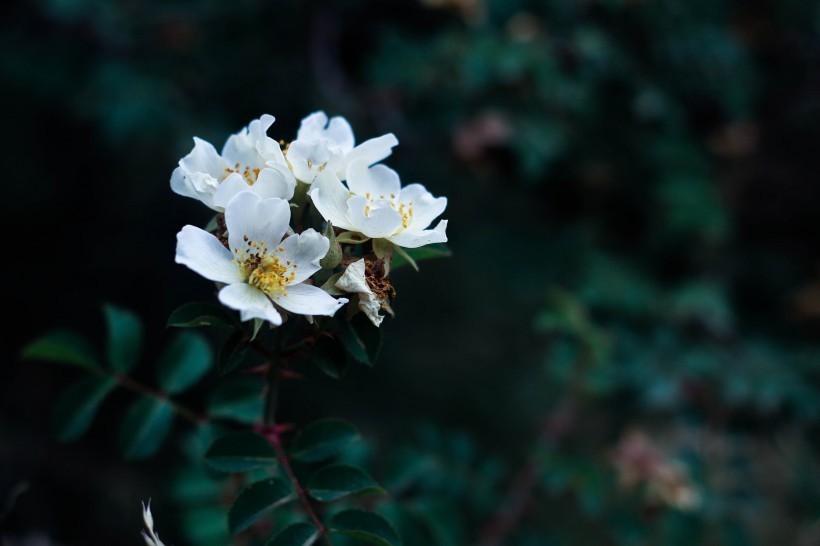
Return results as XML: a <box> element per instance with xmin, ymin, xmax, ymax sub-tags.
<box><xmin>4</xmin><ymin>0</ymin><xmax>820</xmax><ymax>545</ymax></box>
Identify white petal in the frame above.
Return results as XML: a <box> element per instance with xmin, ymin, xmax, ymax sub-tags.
<box><xmin>308</xmin><ymin>170</ymin><xmax>357</xmax><ymax>230</ymax></box>
<box><xmin>180</xmin><ymin>137</ymin><xmax>228</xmax><ymax>178</ymax></box>
<box><xmin>256</xmin><ymin>164</ymin><xmax>297</xmax><ymax>200</ymax></box>
<box><xmin>276</xmin><ymin>228</ymin><xmax>329</xmax><ymax>284</ymax></box>
<box><xmin>286</xmin><ymin>140</ymin><xmax>333</xmax><ymax>184</ymax></box>
<box><xmin>347</xmin><ymin>195</ymin><xmax>403</xmax><ymax>238</ymax></box>
<box><xmin>211</xmin><ymin>173</ymin><xmax>251</xmax><ymax>210</ymax></box>
<box><xmin>273</xmin><ymin>283</ymin><xmax>347</xmax><ymax>317</ymax></box>
<box><xmin>297</xmin><ymin>112</ymin><xmax>355</xmax><ymax>153</ymax></box>
<box><xmin>297</xmin><ymin>111</ymin><xmax>330</xmax><ymax>141</ymax></box>
<box><xmin>386</xmin><ymin>219</ymin><xmax>448</xmax><ymax>248</ymax></box>
<box><xmin>338</xmin><ymin>133</ymin><xmax>398</xmax><ymax>176</ymax></box>
<box><xmin>398</xmin><ymin>183</ymin><xmax>448</xmax><ymax>231</ymax></box>
<box><xmin>345</xmin><ymin>159</ymin><xmax>401</xmax><ymax>198</ymax></box>
<box><xmin>225</xmin><ymin>192</ymin><xmax>290</xmax><ymax>253</ymax></box>
<box><xmin>335</xmin><ymin>259</ymin><xmax>372</xmax><ymax>295</ymax></box>
<box><xmin>211</xmin><ymin>167</ymin><xmax>296</xmax><ymax>210</ymax></box>
<box><xmin>175</xmin><ymin>226</ymin><xmax>242</xmax><ymax>283</ymax></box>
<box><xmin>170</xmin><ymin>165</ymin><xmax>195</xmax><ymax>199</ymax></box>
<box><xmin>324</xmin><ymin>116</ymin><xmax>355</xmax><ymax>152</ymax></box>
<box><xmin>358</xmin><ymin>292</ymin><xmax>386</xmax><ymax>327</ymax></box>
<box><xmin>222</xmin><ymin>115</ymin><xmax>274</xmax><ymax>169</ymax></box>
<box><xmin>218</xmin><ymin>283</ymin><xmax>282</xmax><ymax>325</ymax></box>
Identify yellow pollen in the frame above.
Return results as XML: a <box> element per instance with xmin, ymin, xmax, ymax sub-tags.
<box><xmin>224</xmin><ymin>162</ymin><xmax>261</xmax><ymax>186</ymax></box>
<box><xmin>396</xmin><ymin>202</ymin><xmax>413</xmax><ymax>229</ymax></box>
<box><xmin>247</xmin><ymin>255</ymin><xmax>295</xmax><ymax>296</ymax></box>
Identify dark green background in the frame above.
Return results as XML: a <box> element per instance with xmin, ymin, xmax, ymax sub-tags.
<box><xmin>3</xmin><ymin>0</ymin><xmax>820</xmax><ymax>544</ymax></box>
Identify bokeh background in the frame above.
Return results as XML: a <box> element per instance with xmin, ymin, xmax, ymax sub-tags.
<box><xmin>4</xmin><ymin>0</ymin><xmax>820</xmax><ymax>544</ymax></box>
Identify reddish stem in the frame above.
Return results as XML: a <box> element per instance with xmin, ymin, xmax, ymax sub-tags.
<box><xmin>265</xmin><ymin>429</ymin><xmax>334</xmax><ymax>546</ymax></box>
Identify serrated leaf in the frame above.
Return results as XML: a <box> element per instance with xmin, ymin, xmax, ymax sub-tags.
<box><xmin>339</xmin><ymin>314</ymin><xmax>382</xmax><ymax>366</ymax></box>
<box><xmin>104</xmin><ymin>304</ymin><xmax>142</xmax><ymax>372</ymax></box>
<box><xmin>266</xmin><ymin>522</ymin><xmax>319</xmax><ymax>546</ymax></box>
<box><xmin>22</xmin><ymin>330</ymin><xmax>99</xmax><ymax>370</ymax></box>
<box><xmin>291</xmin><ymin>418</ymin><xmax>360</xmax><ymax>462</ymax></box>
<box><xmin>52</xmin><ymin>375</ymin><xmax>117</xmax><ymax>441</ymax></box>
<box><xmin>158</xmin><ymin>332</ymin><xmax>213</xmax><ymax>394</ymax></box>
<box><xmin>205</xmin><ymin>431</ymin><xmax>278</xmax><ymax>472</ymax></box>
<box><xmin>219</xmin><ymin>330</ymin><xmax>249</xmax><ymax>375</ymax></box>
<box><xmin>168</xmin><ymin>302</ymin><xmax>235</xmax><ymax>328</ymax></box>
<box><xmin>208</xmin><ymin>377</ymin><xmax>265</xmax><ymax>424</ymax></box>
<box><xmin>308</xmin><ymin>464</ymin><xmax>384</xmax><ymax>502</ymax></box>
<box><xmin>228</xmin><ymin>477</ymin><xmax>294</xmax><ymax>534</ymax></box>
<box><xmin>119</xmin><ymin>396</ymin><xmax>174</xmax><ymax>460</ymax></box>
<box><xmin>391</xmin><ymin>243</ymin><xmax>450</xmax><ymax>271</ymax></box>
<box><xmin>330</xmin><ymin>510</ymin><xmax>402</xmax><ymax>546</ymax></box>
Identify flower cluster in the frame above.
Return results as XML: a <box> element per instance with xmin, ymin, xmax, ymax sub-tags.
<box><xmin>172</xmin><ymin>113</ymin><xmax>448</xmax><ymax>327</ymax></box>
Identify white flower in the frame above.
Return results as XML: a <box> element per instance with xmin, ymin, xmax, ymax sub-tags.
<box><xmin>309</xmin><ymin>158</ymin><xmax>448</xmax><ymax>248</ymax></box>
<box><xmin>285</xmin><ymin>111</ymin><xmax>398</xmax><ymax>184</ymax></box>
<box><xmin>141</xmin><ymin>501</ymin><xmax>166</xmax><ymax>546</ymax></box>
<box><xmin>175</xmin><ymin>191</ymin><xmax>348</xmax><ymax>325</ymax></box>
<box><xmin>171</xmin><ymin>114</ymin><xmax>296</xmax><ymax>210</ymax></box>
<box><xmin>336</xmin><ymin>259</ymin><xmax>394</xmax><ymax>327</ymax></box>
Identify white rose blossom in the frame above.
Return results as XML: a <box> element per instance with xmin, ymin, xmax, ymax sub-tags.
<box><xmin>286</xmin><ymin>111</ymin><xmax>399</xmax><ymax>184</ymax></box>
<box><xmin>309</xmin><ymin>158</ymin><xmax>448</xmax><ymax>248</ymax></box>
<box><xmin>175</xmin><ymin>191</ymin><xmax>347</xmax><ymax>325</ymax></box>
<box><xmin>336</xmin><ymin>259</ymin><xmax>394</xmax><ymax>327</ymax></box>
<box><xmin>171</xmin><ymin>114</ymin><xmax>296</xmax><ymax>211</ymax></box>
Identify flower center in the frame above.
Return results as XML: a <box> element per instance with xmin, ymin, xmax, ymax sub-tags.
<box><xmin>234</xmin><ymin>239</ymin><xmax>296</xmax><ymax>296</ymax></box>
<box><xmin>224</xmin><ymin>163</ymin><xmax>261</xmax><ymax>185</ymax></box>
<box><xmin>363</xmin><ymin>193</ymin><xmax>414</xmax><ymax>229</ymax></box>
<box><xmin>248</xmin><ymin>256</ymin><xmax>294</xmax><ymax>295</ymax></box>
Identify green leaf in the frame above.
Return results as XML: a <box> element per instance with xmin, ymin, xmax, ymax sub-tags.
<box><xmin>168</xmin><ymin>302</ymin><xmax>235</xmax><ymax>328</ymax></box>
<box><xmin>228</xmin><ymin>477</ymin><xmax>294</xmax><ymax>534</ymax></box>
<box><xmin>218</xmin><ymin>330</ymin><xmax>249</xmax><ymax>375</ymax></box>
<box><xmin>308</xmin><ymin>464</ymin><xmax>384</xmax><ymax>502</ymax></box>
<box><xmin>339</xmin><ymin>314</ymin><xmax>382</xmax><ymax>366</ymax></box>
<box><xmin>266</xmin><ymin>522</ymin><xmax>319</xmax><ymax>546</ymax></box>
<box><xmin>391</xmin><ymin>244</ymin><xmax>450</xmax><ymax>271</ymax></box>
<box><xmin>320</xmin><ymin>222</ymin><xmax>342</xmax><ymax>270</ymax></box>
<box><xmin>335</xmin><ymin>232</ymin><xmax>370</xmax><ymax>244</ymax></box>
<box><xmin>307</xmin><ymin>336</ymin><xmax>348</xmax><ymax>379</ymax></box>
<box><xmin>208</xmin><ymin>377</ymin><xmax>264</xmax><ymax>424</ymax></box>
<box><xmin>158</xmin><ymin>332</ymin><xmax>213</xmax><ymax>394</ymax></box>
<box><xmin>104</xmin><ymin>304</ymin><xmax>142</xmax><ymax>373</ymax></box>
<box><xmin>52</xmin><ymin>375</ymin><xmax>117</xmax><ymax>441</ymax></box>
<box><xmin>205</xmin><ymin>431</ymin><xmax>277</xmax><ymax>472</ymax></box>
<box><xmin>330</xmin><ymin>510</ymin><xmax>402</xmax><ymax>546</ymax></box>
<box><xmin>291</xmin><ymin>418</ymin><xmax>360</xmax><ymax>462</ymax></box>
<box><xmin>22</xmin><ymin>330</ymin><xmax>99</xmax><ymax>370</ymax></box>
<box><xmin>119</xmin><ymin>396</ymin><xmax>174</xmax><ymax>460</ymax></box>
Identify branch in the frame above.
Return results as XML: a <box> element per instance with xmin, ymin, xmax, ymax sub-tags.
<box><xmin>261</xmin><ymin>355</ymin><xmax>334</xmax><ymax>546</ymax></box>
<box><xmin>103</xmin><ymin>369</ymin><xmax>208</xmax><ymax>425</ymax></box>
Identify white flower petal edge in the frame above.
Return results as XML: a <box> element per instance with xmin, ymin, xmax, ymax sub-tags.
<box><xmin>142</xmin><ymin>501</ymin><xmax>167</xmax><ymax>546</ymax></box>
<box><xmin>336</xmin><ymin>259</ymin><xmax>390</xmax><ymax>327</ymax></box>
<box><xmin>175</xmin><ymin>225</ymin><xmax>243</xmax><ymax>284</ymax></box>
<box><xmin>287</xmin><ymin>111</ymin><xmax>398</xmax><ymax>183</ymax></box>
<box><xmin>309</xmin><ymin>160</ymin><xmax>448</xmax><ymax>249</ymax></box>
<box><xmin>274</xmin><ymin>283</ymin><xmax>347</xmax><ymax>316</ymax></box>
<box><xmin>218</xmin><ymin>283</ymin><xmax>282</xmax><ymax>325</ymax></box>
<box><xmin>170</xmin><ymin>115</ymin><xmax>293</xmax><ymax>211</ymax></box>
<box><xmin>175</xmin><ymin>191</ymin><xmax>348</xmax><ymax>324</ymax></box>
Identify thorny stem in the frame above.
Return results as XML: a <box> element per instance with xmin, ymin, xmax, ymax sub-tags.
<box><xmin>257</xmin><ymin>344</ymin><xmax>335</xmax><ymax>546</ymax></box>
